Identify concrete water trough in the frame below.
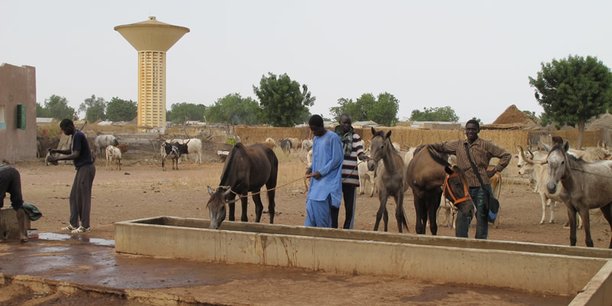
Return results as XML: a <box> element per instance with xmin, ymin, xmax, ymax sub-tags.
<box><xmin>115</xmin><ymin>216</ymin><xmax>612</xmax><ymax>306</ymax></box>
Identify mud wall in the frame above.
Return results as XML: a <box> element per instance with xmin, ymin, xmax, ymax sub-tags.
<box><xmin>234</xmin><ymin>126</ymin><xmax>605</xmax><ymax>151</ymax></box>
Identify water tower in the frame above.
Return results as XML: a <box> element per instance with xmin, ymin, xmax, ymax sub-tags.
<box><xmin>114</xmin><ymin>16</ymin><xmax>189</xmax><ymax>131</ymax></box>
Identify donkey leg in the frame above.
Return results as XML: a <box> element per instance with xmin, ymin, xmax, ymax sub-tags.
<box><xmin>394</xmin><ymin>194</ymin><xmax>408</xmax><ymax>233</ymax></box>
<box><xmin>228</xmin><ymin>199</ymin><xmax>236</xmax><ymax>222</ymax></box>
<box><xmin>240</xmin><ymin>196</ymin><xmax>249</xmax><ymax>222</ymax></box>
<box><xmin>413</xmin><ymin>197</ymin><xmax>425</xmax><ymax>234</ymax></box>
<box><xmin>599</xmin><ymin>204</ymin><xmax>611</xmax><ymax>248</ymax></box>
<box><xmin>578</xmin><ymin>208</ymin><xmax>593</xmax><ymax>247</ymax></box>
<box><xmin>373</xmin><ymin>194</ymin><xmax>387</xmax><ymax>231</ymax></box>
<box><xmin>566</xmin><ymin>205</ymin><xmax>578</xmax><ymax>246</ymax></box>
<box><xmin>252</xmin><ymin>193</ymin><xmax>264</xmax><ymax>223</ymax></box>
<box><xmin>267</xmin><ymin>189</ymin><xmax>276</xmax><ymax>224</ymax></box>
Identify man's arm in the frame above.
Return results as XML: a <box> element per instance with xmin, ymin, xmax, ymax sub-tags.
<box><xmin>429</xmin><ymin>140</ymin><xmax>459</xmax><ymax>155</ymax></box>
<box><xmin>487</xmin><ymin>142</ymin><xmax>512</xmax><ymax>175</ymax></box>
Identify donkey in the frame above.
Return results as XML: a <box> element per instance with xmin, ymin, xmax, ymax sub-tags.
<box><xmin>545</xmin><ymin>138</ymin><xmax>612</xmax><ymax>248</ymax></box>
<box><xmin>369</xmin><ymin>128</ymin><xmax>409</xmax><ymax>233</ymax></box>
<box><xmin>207</xmin><ymin>143</ymin><xmax>278</xmax><ymax>229</ymax></box>
<box><xmin>406</xmin><ymin>145</ymin><xmax>474</xmax><ymax>235</ymax></box>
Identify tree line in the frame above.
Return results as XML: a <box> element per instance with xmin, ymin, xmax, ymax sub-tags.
<box><xmin>38</xmin><ymin>55</ymin><xmax>612</xmax><ymax>146</ymax></box>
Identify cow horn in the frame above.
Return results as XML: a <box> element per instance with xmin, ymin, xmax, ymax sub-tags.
<box><xmin>519</xmin><ymin>146</ymin><xmax>540</xmax><ymax>165</ymax></box>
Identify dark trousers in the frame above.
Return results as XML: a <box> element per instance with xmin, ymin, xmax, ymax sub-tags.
<box><xmin>455</xmin><ymin>186</ymin><xmax>490</xmax><ymax>239</ymax></box>
<box><xmin>69</xmin><ymin>164</ymin><xmax>95</xmax><ymax>228</ymax></box>
<box><xmin>331</xmin><ymin>184</ymin><xmax>357</xmax><ymax>229</ymax></box>
<box><xmin>0</xmin><ymin>166</ymin><xmax>24</xmax><ymax>210</ymax></box>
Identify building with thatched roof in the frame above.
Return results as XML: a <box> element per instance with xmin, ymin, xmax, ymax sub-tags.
<box><xmin>484</xmin><ymin>104</ymin><xmax>538</xmax><ymax>129</ymax></box>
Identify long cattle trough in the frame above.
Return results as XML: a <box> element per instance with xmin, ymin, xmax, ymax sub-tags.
<box><xmin>115</xmin><ymin>217</ymin><xmax>612</xmax><ymax>306</ymax></box>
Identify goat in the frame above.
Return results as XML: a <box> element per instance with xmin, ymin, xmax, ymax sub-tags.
<box><xmin>105</xmin><ymin>145</ymin><xmax>122</xmax><ymax>170</ymax></box>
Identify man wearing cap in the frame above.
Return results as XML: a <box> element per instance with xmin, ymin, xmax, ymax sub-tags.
<box><xmin>304</xmin><ymin>115</ymin><xmax>343</xmax><ymax>228</ymax></box>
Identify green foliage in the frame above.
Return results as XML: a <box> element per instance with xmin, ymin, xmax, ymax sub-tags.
<box><xmin>106</xmin><ymin>97</ymin><xmax>137</xmax><ymax>122</ymax></box>
<box><xmin>369</xmin><ymin>92</ymin><xmax>399</xmax><ymax>126</ymax></box>
<box><xmin>254</xmin><ymin>73</ymin><xmax>315</xmax><ymax>127</ymax></box>
<box><xmin>36</xmin><ymin>102</ymin><xmax>50</xmax><ymax>117</ymax></box>
<box><xmin>410</xmin><ymin>106</ymin><xmax>459</xmax><ymax>122</ymax></box>
<box><xmin>329</xmin><ymin>93</ymin><xmax>399</xmax><ymax>126</ymax></box>
<box><xmin>42</xmin><ymin>95</ymin><xmax>75</xmax><ymax>120</ymax></box>
<box><xmin>168</xmin><ymin>102</ymin><xmax>206</xmax><ymax>124</ymax></box>
<box><xmin>529</xmin><ymin>55</ymin><xmax>612</xmax><ymax>146</ymax></box>
<box><xmin>329</xmin><ymin>98</ymin><xmax>362</xmax><ymax>121</ymax></box>
<box><xmin>205</xmin><ymin>93</ymin><xmax>263</xmax><ymax>125</ymax></box>
<box><xmin>79</xmin><ymin>95</ymin><xmax>107</xmax><ymax>122</ymax></box>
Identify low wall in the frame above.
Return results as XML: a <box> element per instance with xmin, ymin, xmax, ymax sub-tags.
<box><xmin>115</xmin><ymin>217</ymin><xmax>612</xmax><ymax>302</ymax></box>
<box><xmin>234</xmin><ymin>126</ymin><xmax>605</xmax><ymax>152</ymax></box>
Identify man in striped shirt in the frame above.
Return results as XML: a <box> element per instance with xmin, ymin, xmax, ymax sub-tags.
<box><xmin>333</xmin><ymin>114</ymin><xmax>367</xmax><ymax>229</ymax></box>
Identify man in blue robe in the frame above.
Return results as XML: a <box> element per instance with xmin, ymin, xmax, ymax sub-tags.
<box><xmin>304</xmin><ymin>115</ymin><xmax>343</xmax><ymax>227</ymax></box>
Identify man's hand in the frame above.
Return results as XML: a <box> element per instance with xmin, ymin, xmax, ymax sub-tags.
<box><xmin>311</xmin><ymin>171</ymin><xmax>321</xmax><ymax>180</ymax></box>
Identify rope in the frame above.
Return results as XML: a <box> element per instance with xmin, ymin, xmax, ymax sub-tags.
<box><xmin>219</xmin><ymin>175</ymin><xmax>309</xmax><ymax>200</ymax></box>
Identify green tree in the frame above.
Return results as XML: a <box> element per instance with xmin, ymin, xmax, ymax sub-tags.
<box><xmin>106</xmin><ymin>97</ymin><xmax>137</xmax><ymax>122</ymax></box>
<box><xmin>79</xmin><ymin>95</ymin><xmax>107</xmax><ymax>122</ymax></box>
<box><xmin>167</xmin><ymin>102</ymin><xmax>206</xmax><ymax>124</ymax></box>
<box><xmin>43</xmin><ymin>95</ymin><xmax>75</xmax><ymax>120</ymax></box>
<box><xmin>369</xmin><ymin>92</ymin><xmax>399</xmax><ymax>126</ymax></box>
<box><xmin>36</xmin><ymin>102</ymin><xmax>50</xmax><ymax>117</ymax></box>
<box><xmin>329</xmin><ymin>93</ymin><xmax>399</xmax><ymax>126</ymax></box>
<box><xmin>330</xmin><ymin>98</ymin><xmax>362</xmax><ymax>121</ymax></box>
<box><xmin>205</xmin><ymin>93</ymin><xmax>263</xmax><ymax>125</ymax></box>
<box><xmin>409</xmin><ymin>106</ymin><xmax>459</xmax><ymax>122</ymax></box>
<box><xmin>529</xmin><ymin>55</ymin><xmax>612</xmax><ymax>148</ymax></box>
<box><xmin>253</xmin><ymin>73</ymin><xmax>315</xmax><ymax>127</ymax></box>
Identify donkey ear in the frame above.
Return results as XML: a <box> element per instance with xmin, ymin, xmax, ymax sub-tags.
<box><xmin>444</xmin><ymin>165</ymin><xmax>453</xmax><ymax>175</ymax></box>
<box><xmin>385</xmin><ymin>130</ymin><xmax>392</xmax><ymax>139</ymax></box>
<box><xmin>207</xmin><ymin>186</ymin><xmax>214</xmax><ymax>195</ymax></box>
<box><xmin>563</xmin><ymin>141</ymin><xmax>570</xmax><ymax>152</ymax></box>
<box><xmin>371</xmin><ymin>127</ymin><xmax>376</xmax><ymax>136</ymax></box>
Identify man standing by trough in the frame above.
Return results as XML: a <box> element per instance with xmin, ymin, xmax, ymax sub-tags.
<box><xmin>304</xmin><ymin>115</ymin><xmax>343</xmax><ymax>228</ymax></box>
<box><xmin>333</xmin><ymin>114</ymin><xmax>367</xmax><ymax>229</ymax></box>
<box><xmin>47</xmin><ymin>119</ymin><xmax>96</xmax><ymax>234</ymax></box>
<box><xmin>430</xmin><ymin>119</ymin><xmax>511</xmax><ymax>239</ymax></box>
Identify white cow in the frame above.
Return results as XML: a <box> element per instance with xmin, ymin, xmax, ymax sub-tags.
<box><xmin>94</xmin><ymin>135</ymin><xmax>118</xmax><ymax>157</ymax></box>
<box><xmin>105</xmin><ymin>145</ymin><xmax>122</xmax><ymax>170</ymax></box>
<box><xmin>169</xmin><ymin>138</ymin><xmax>202</xmax><ymax>163</ymax></box>
<box><xmin>516</xmin><ymin>146</ymin><xmax>583</xmax><ymax>228</ymax></box>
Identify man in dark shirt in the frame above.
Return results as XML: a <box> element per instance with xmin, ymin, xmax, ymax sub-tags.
<box><xmin>430</xmin><ymin>119</ymin><xmax>511</xmax><ymax>239</ymax></box>
<box><xmin>0</xmin><ymin>163</ymin><xmax>29</xmax><ymax>242</ymax></box>
<box><xmin>48</xmin><ymin>119</ymin><xmax>96</xmax><ymax>233</ymax></box>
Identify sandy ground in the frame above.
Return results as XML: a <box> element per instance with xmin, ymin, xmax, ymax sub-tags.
<box><xmin>1</xmin><ymin>153</ymin><xmax>610</xmax><ymax>305</ymax></box>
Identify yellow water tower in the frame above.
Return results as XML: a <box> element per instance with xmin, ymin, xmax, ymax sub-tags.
<box><xmin>114</xmin><ymin>16</ymin><xmax>189</xmax><ymax>131</ymax></box>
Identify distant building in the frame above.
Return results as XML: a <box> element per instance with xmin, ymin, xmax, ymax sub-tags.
<box><xmin>0</xmin><ymin>63</ymin><xmax>37</xmax><ymax>162</ymax></box>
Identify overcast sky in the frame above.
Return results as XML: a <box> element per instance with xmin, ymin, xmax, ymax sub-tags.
<box><xmin>2</xmin><ymin>0</ymin><xmax>611</xmax><ymax>123</ymax></box>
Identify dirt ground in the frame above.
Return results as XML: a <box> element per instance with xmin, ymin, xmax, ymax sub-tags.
<box><xmin>3</xmin><ymin>152</ymin><xmax>611</xmax><ymax>304</ymax></box>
